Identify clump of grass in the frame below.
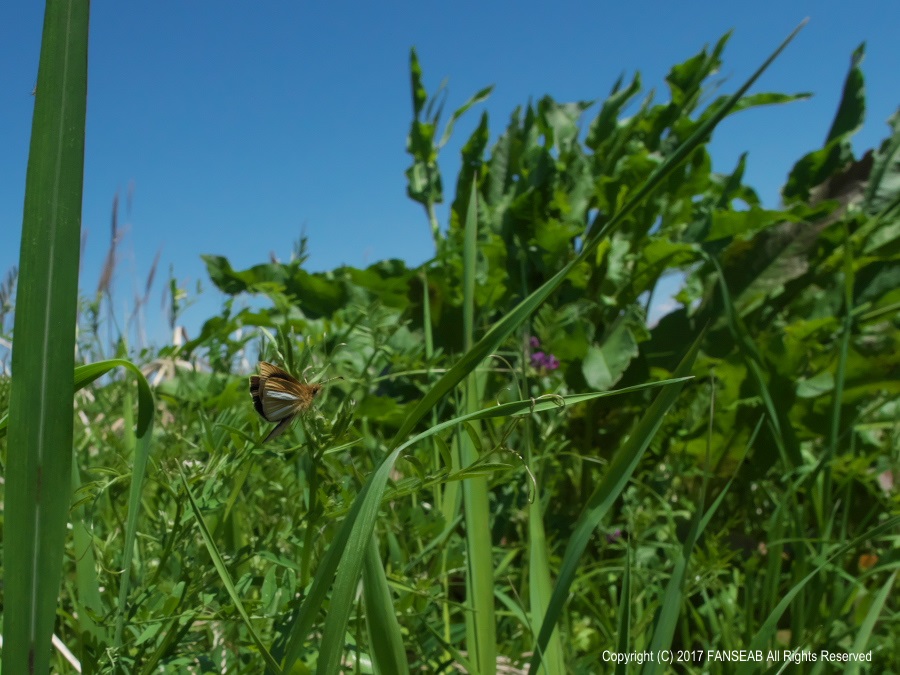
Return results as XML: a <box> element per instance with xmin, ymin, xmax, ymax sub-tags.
<box><xmin>4</xmin><ymin>16</ymin><xmax>899</xmax><ymax>675</ymax></box>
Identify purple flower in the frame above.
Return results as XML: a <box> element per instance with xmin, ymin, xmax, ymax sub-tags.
<box><xmin>606</xmin><ymin>528</ymin><xmax>623</xmax><ymax>543</ymax></box>
<box><xmin>529</xmin><ymin>336</ymin><xmax>541</xmax><ymax>349</ymax></box>
<box><xmin>530</xmin><ymin>351</ymin><xmax>560</xmax><ymax>371</ymax></box>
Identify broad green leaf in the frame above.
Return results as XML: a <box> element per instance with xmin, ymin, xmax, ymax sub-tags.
<box><xmin>784</xmin><ymin>43</ymin><xmax>866</xmax><ymax>202</ymax></box>
<box><xmin>863</xmin><ymin>108</ymin><xmax>900</xmax><ymax>214</ymax></box>
<box><xmin>581</xmin><ymin>323</ymin><xmax>639</xmax><ymax>391</ymax></box>
<box><xmin>826</xmin><ymin>43</ymin><xmax>866</xmax><ymax>143</ymax></box>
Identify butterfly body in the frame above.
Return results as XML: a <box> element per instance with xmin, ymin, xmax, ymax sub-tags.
<box><xmin>250</xmin><ymin>362</ymin><xmax>322</xmax><ymax>443</ymax></box>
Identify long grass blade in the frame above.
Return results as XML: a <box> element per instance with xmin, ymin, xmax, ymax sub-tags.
<box><xmin>707</xmin><ymin>254</ymin><xmax>801</xmax><ymax>466</ymax></box>
<box><xmin>179</xmin><ymin>468</ymin><xmax>284</xmax><ymax>674</ymax></box>
<box><xmin>528</xmin><ymin>334</ymin><xmax>702</xmax><ymax>674</ymax></box>
<box><xmin>362</xmin><ymin>537</ymin><xmax>410</xmax><ymax>675</ymax></box>
<box><xmin>114</xmin><ymin>371</ymin><xmax>156</xmax><ymax>646</ymax></box>
<box><xmin>460</xmin><ymin>177</ymin><xmax>497</xmax><ymax>674</ymax></box>
<box><xmin>281</xmin><ymin>384</ymin><xmax>682</xmax><ymax>673</ymax></box>
<box><xmin>3</xmin><ymin>2</ymin><xmax>90</xmax><ymax>672</ymax></box>
<box><xmin>642</xmin><ymin>460</ymin><xmax>740</xmax><ymax>675</ymax></box>
<box><xmin>613</xmin><ymin>546</ymin><xmax>632</xmax><ymax>675</ymax></box>
<box><xmin>71</xmin><ymin>461</ymin><xmax>107</xmax><ymax>644</ymax></box>
<box><xmin>4</xmin><ymin>358</ymin><xmax>154</xmax><ymax>656</ymax></box>
<box><xmin>639</xmin><ymin>382</ymin><xmax>751</xmax><ymax>675</ymax></box>
<box><xmin>734</xmin><ymin>517</ymin><xmax>900</xmax><ymax>675</ymax></box>
<box><xmin>1</xmin><ymin>358</ymin><xmax>153</xmax><ymax>437</ymax></box>
<box><xmin>528</xmin><ymin>497</ymin><xmax>565</xmax><ymax>675</ymax></box>
<box><xmin>844</xmin><ymin>571</ymin><xmax>897</xmax><ymax>675</ymax></box>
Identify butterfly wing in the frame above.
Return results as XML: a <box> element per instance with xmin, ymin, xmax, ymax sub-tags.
<box><xmin>258</xmin><ymin>361</ymin><xmax>288</xmax><ymax>379</ymax></box>
<box><xmin>263</xmin><ymin>415</ymin><xmax>296</xmax><ymax>443</ymax></box>
<box><xmin>250</xmin><ymin>362</ymin><xmax>320</xmax><ymax>443</ymax></box>
<box><xmin>260</xmin><ymin>375</ymin><xmax>309</xmax><ymax>421</ymax></box>
<box><xmin>249</xmin><ymin>375</ymin><xmax>266</xmax><ymax>418</ymax></box>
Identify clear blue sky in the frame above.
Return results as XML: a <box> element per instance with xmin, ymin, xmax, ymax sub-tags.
<box><xmin>2</xmin><ymin>2</ymin><xmax>897</xmax><ymax>346</ymax></box>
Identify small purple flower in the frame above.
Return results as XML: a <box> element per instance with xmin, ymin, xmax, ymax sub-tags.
<box><xmin>606</xmin><ymin>528</ymin><xmax>623</xmax><ymax>543</ymax></box>
<box><xmin>530</xmin><ymin>351</ymin><xmax>560</xmax><ymax>371</ymax></box>
<box><xmin>529</xmin><ymin>336</ymin><xmax>541</xmax><ymax>349</ymax></box>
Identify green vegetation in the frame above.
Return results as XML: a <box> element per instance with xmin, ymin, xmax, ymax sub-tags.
<box><xmin>2</xmin><ymin>14</ymin><xmax>898</xmax><ymax>675</ymax></box>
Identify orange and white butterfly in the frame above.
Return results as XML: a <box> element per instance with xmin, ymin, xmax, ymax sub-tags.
<box><xmin>250</xmin><ymin>361</ymin><xmax>325</xmax><ymax>443</ymax></box>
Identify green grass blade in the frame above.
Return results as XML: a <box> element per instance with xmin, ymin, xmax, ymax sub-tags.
<box><xmin>1</xmin><ymin>358</ymin><xmax>153</xmax><ymax>437</ymax></box>
<box><xmin>5</xmin><ymin>357</ymin><xmax>155</xmax><ymax>653</ymax></box>
<box><xmin>362</xmin><ymin>537</ymin><xmax>410</xmax><ymax>675</ymax></box>
<box><xmin>315</xmin><ymin>459</ymin><xmax>399</xmax><ymax>674</ymax></box>
<box><xmin>114</xmin><ymin>370</ymin><xmax>156</xmax><ymax>646</ymax></box>
<box><xmin>642</xmin><ymin>461</ymin><xmax>741</xmax><ymax>675</ymax></box>
<box><xmin>528</xmin><ymin>335</ymin><xmax>702</xmax><ymax>674</ymax></box>
<box><xmin>179</xmin><ymin>468</ymin><xmax>284</xmax><ymax>675</ymax></box>
<box><xmin>844</xmin><ymin>571</ymin><xmax>897</xmax><ymax>675</ymax></box>
<box><xmin>326</xmin><ymin>387</ymin><xmax>689</xmax><ymax>673</ymax></box>
<box><xmin>821</xmin><ymin>226</ymin><xmax>855</xmax><ymax>514</ymax></box>
<box><xmin>640</xmin><ymin>395</ymin><xmax>757</xmax><ymax>675</ymax></box>
<box><xmin>71</xmin><ymin>460</ymin><xmax>107</xmax><ymax>644</ymax></box>
<box><xmin>462</xmin><ymin>176</ymin><xmax>478</xmax><ymax>349</ymax></box>
<box><xmin>460</xmin><ymin>177</ymin><xmax>497</xmax><ymax>674</ymax></box>
<box><xmin>389</xmin><ymin>261</ymin><xmax>573</xmax><ymax>448</ymax></box>
<box><xmin>529</xmin><ymin>497</ymin><xmax>565</xmax><ymax>675</ymax></box>
<box><xmin>734</xmin><ymin>517</ymin><xmax>900</xmax><ymax>675</ymax></box>
<box><xmin>276</xmin><ymin>475</ymin><xmax>374</xmax><ymax>671</ymax></box>
<box><xmin>2</xmin><ymin>2</ymin><xmax>90</xmax><ymax>673</ymax></box>
<box><xmin>284</xmin><ymin>385</ymin><xmax>672</xmax><ymax>673</ymax></box>
<box><xmin>613</xmin><ymin>546</ymin><xmax>632</xmax><ymax>675</ymax></box>
<box><xmin>708</xmin><ymin>254</ymin><xmax>801</xmax><ymax>466</ymax></box>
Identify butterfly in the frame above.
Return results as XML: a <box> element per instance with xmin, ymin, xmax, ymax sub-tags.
<box><xmin>249</xmin><ymin>361</ymin><xmax>324</xmax><ymax>443</ymax></box>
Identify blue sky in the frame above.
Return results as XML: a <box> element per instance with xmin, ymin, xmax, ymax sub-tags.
<box><xmin>2</xmin><ymin>2</ymin><xmax>897</xmax><ymax>346</ymax></box>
